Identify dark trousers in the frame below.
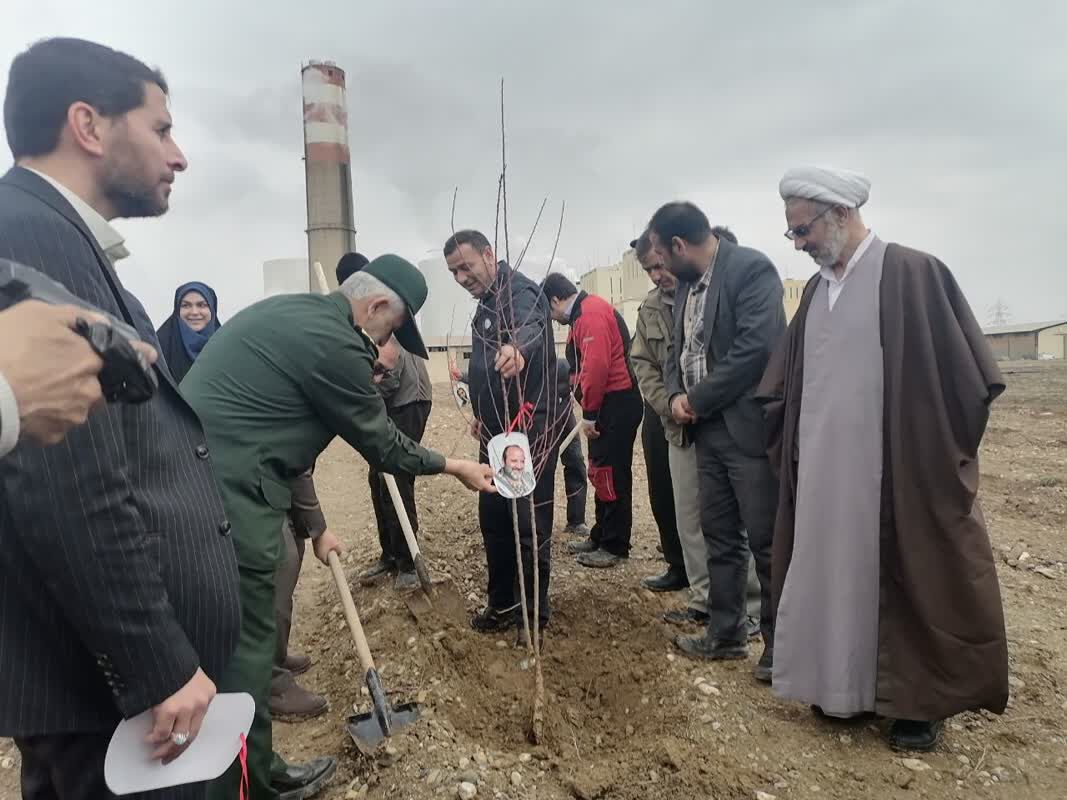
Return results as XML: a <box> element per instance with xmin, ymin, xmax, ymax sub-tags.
<box><xmin>587</xmin><ymin>388</ymin><xmax>643</xmax><ymax>557</ymax></box>
<box><xmin>559</xmin><ymin>410</ymin><xmax>588</xmax><ymax>526</ymax></box>
<box><xmin>273</xmin><ymin>521</ymin><xmax>305</xmax><ymax>670</ymax></box>
<box><xmin>16</xmin><ymin>732</ymin><xmax>205</xmax><ymax>799</ymax></box>
<box><xmin>693</xmin><ymin>416</ymin><xmax>777</xmax><ymax>646</ymax></box>
<box><xmin>368</xmin><ymin>401</ymin><xmax>431</xmax><ymax>571</ymax></box>
<box><xmin>642</xmin><ymin>403</ymin><xmax>683</xmax><ymax>570</ymax></box>
<box><xmin>479</xmin><ymin>438</ymin><xmax>558</xmax><ymax>624</ymax></box>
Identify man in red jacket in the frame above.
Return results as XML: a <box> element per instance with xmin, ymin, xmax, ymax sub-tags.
<box><xmin>543</xmin><ymin>274</ymin><xmax>643</xmax><ymax>568</ymax></box>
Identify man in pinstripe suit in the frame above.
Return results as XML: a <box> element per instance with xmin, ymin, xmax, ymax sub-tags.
<box><xmin>0</xmin><ymin>38</ymin><xmax>241</xmax><ymax>798</ymax></box>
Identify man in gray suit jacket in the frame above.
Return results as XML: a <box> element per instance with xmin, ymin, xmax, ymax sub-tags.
<box><xmin>650</xmin><ymin>201</ymin><xmax>784</xmax><ymax>683</ymax></box>
<box><xmin>0</xmin><ymin>38</ymin><xmax>241</xmax><ymax>799</ymax></box>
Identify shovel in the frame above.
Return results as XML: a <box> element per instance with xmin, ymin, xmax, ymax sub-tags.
<box><xmin>327</xmin><ymin>551</ymin><xmax>420</xmax><ymax>755</ymax></box>
<box><xmin>383</xmin><ymin>473</ymin><xmax>435</xmax><ymax>599</ymax></box>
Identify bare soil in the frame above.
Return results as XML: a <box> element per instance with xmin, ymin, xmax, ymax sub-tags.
<box><xmin>2</xmin><ymin>362</ymin><xmax>1066</xmax><ymax>800</ymax></box>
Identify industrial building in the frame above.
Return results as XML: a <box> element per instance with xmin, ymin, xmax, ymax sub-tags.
<box><xmin>578</xmin><ymin>249</ymin><xmax>813</xmax><ymax>331</ymax></box>
<box><xmin>783</xmin><ymin>277</ymin><xmax>809</xmax><ymax>321</ymax></box>
<box><xmin>578</xmin><ymin>248</ymin><xmax>652</xmax><ymax>333</ymax></box>
<box><xmin>983</xmin><ymin>320</ymin><xmax>1067</xmax><ymax>360</ymax></box>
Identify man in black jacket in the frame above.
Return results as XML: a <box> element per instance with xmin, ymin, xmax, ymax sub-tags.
<box><xmin>0</xmin><ymin>38</ymin><xmax>242</xmax><ymax>798</ymax></box>
<box><xmin>444</xmin><ymin>230</ymin><xmax>558</xmax><ymax>638</ymax></box>
<box><xmin>452</xmin><ymin>357</ymin><xmax>586</xmax><ymax>538</ymax></box>
<box><xmin>650</xmin><ymin>202</ymin><xmax>784</xmax><ymax>683</ymax></box>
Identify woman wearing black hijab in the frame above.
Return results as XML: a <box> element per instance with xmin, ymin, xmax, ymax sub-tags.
<box><xmin>156</xmin><ymin>281</ymin><xmax>222</xmax><ymax>383</ymax></box>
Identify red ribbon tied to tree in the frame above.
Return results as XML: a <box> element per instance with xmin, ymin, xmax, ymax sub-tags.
<box><xmin>238</xmin><ymin>734</ymin><xmax>249</xmax><ymax>800</ymax></box>
<box><xmin>505</xmin><ymin>401</ymin><xmax>534</xmax><ymax>434</ymax></box>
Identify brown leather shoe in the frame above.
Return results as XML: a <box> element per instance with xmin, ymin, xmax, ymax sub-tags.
<box><xmin>270</xmin><ymin>672</ymin><xmax>328</xmax><ymax>721</ymax></box>
<box><xmin>282</xmin><ymin>652</ymin><xmax>312</xmax><ymax>676</ymax></box>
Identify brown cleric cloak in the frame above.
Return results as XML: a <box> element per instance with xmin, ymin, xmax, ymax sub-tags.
<box><xmin>756</xmin><ymin>243</ymin><xmax>1009</xmax><ymax>721</ymax></box>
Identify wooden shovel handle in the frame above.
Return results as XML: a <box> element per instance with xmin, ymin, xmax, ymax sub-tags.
<box><xmin>327</xmin><ymin>551</ymin><xmax>376</xmax><ymax>673</ymax></box>
<box><xmin>558</xmin><ymin>421</ymin><xmax>581</xmax><ymax>454</ymax></box>
<box><xmin>383</xmin><ymin>473</ymin><xmax>421</xmax><ymax>561</ymax></box>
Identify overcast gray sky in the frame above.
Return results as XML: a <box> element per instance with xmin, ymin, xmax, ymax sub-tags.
<box><xmin>3</xmin><ymin>0</ymin><xmax>1065</xmax><ymax>327</ymax></box>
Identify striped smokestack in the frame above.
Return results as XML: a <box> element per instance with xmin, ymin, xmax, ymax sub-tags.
<box><xmin>301</xmin><ymin>61</ymin><xmax>356</xmax><ymax>290</ymax></box>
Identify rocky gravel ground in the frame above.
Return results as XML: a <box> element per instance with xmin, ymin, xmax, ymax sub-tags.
<box><xmin>2</xmin><ymin>362</ymin><xmax>1065</xmax><ymax>800</ymax></box>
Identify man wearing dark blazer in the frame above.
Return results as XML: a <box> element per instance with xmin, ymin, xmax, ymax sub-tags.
<box><xmin>0</xmin><ymin>38</ymin><xmax>240</xmax><ymax>798</ymax></box>
<box><xmin>650</xmin><ymin>201</ymin><xmax>784</xmax><ymax>683</ymax></box>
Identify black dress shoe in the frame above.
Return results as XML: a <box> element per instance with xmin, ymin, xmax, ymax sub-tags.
<box><xmin>470</xmin><ymin>606</ymin><xmax>517</xmax><ymax>633</ymax></box>
<box><xmin>358</xmin><ymin>557</ymin><xmax>396</xmax><ymax>586</ymax></box>
<box><xmin>674</xmin><ymin>632</ymin><xmax>748</xmax><ymax>661</ymax></box>
<box><xmin>752</xmin><ymin>646</ymin><xmax>773</xmax><ymax>683</ymax></box>
<box><xmin>641</xmin><ymin>567</ymin><xmax>689</xmax><ymax>592</ymax></box>
<box><xmin>662</xmin><ymin>607</ymin><xmax>710</xmax><ymax>626</ymax></box>
<box><xmin>273</xmin><ymin>756</ymin><xmax>337</xmax><ymax>800</ymax></box>
<box><xmin>889</xmin><ymin>719</ymin><xmax>943</xmax><ymax>752</ymax></box>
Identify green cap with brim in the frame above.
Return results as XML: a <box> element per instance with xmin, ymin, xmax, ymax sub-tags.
<box><xmin>361</xmin><ymin>254</ymin><xmax>429</xmax><ymax>359</ymax></box>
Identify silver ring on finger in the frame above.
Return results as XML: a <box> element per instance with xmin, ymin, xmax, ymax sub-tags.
<box><xmin>171</xmin><ymin>731</ymin><xmax>190</xmax><ymax>747</ymax></box>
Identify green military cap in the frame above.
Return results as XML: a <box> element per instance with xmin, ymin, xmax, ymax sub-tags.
<box><xmin>362</xmin><ymin>254</ymin><xmax>429</xmax><ymax>359</ymax></box>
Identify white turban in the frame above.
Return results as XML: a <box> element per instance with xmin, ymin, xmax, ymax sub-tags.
<box><xmin>779</xmin><ymin>165</ymin><xmax>871</xmax><ymax>208</ymax></box>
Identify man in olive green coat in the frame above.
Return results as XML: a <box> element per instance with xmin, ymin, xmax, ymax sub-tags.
<box><xmin>183</xmin><ymin>255</ymin><xmax>494</xmax><ymax>800</ymax></box>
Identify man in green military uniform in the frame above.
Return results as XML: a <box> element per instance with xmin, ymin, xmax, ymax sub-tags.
<box><xmin>183</xmin><ymin>255</ymin><xmax>495</xmax><ymax>800</ymax></box>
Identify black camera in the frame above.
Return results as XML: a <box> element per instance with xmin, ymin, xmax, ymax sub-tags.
<box><xmin>0</xmin><ymin>259</ymin><xmax>158</xmax><ymax>404</ymax></box>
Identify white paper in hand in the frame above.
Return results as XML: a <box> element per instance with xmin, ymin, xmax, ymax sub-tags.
<box><xmin>104</xmin><ymin>692</ymin><xmax>254</xmax><ymax>795</ymax></box>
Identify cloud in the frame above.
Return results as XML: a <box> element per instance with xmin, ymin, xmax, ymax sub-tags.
<box><xmin>1</xmin><ymin>0</ymin><xmax>1064</xmax><ymax>325</ymax></box>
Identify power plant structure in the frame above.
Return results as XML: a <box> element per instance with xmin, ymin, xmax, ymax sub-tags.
<box><xmin>301</xmin><ymin>60</ymin><xmax>356</xmax><ymax>291</ymax></box>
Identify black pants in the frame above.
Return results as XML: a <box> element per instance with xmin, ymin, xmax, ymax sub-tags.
<box><xmin>693</xmin><ymin>416</ymin><xmax>777</xmax><ymax>645</ymax></box>
<box><xmin>641</xmin><ymin>403</ymin><xmax>683</xmax><ymax>569</ymax></box>
<box><xmin>479</xmin><ymin>438</ymin><xmax>558</xmax><ymax>624</ymax></box>
<box><xmin>368</xmin><ymin>400</ymin><xmax>431</xmax><ymax>571</ymax></box>
<box><xmin>587</xmin><ymin>388</ymin><xmax>643</xmax><ymax>557</ymax></box>
<box><xmin>273</xmin><ymin>519</ymin><xmax>305</xmax><ymax>670</ymax></box>
<box><xmin>16</xmin><ymin>732</ymin><xmax>205</xmax><ymax>799</ymax></box>
<box><xmin>559</xmin><ymin>410</ymin><xmax>588</xmax><ymax>527</ymax></box>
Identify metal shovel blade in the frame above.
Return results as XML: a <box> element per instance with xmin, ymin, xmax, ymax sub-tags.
<box><xmin>344</xmin><ymin>668</ymin><xmax>420</xmax><ymax>756</ymax></box>
<box><xmin>345</xmin><ymin>702</ymin><xmax>421</xmax><ymax>756</ymax></box>
<box><xmin>402</xmin><ymin>576</ymin><xmax>466</xmax><ymax>621</ymax></box>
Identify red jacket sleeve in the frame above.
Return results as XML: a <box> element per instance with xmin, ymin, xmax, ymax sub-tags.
<box><xmin>575</xmin><ymin>312</ymin><xmax>614</xmax><ymax>420</ymax></box>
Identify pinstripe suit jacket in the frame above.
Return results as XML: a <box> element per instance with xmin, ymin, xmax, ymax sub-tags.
<box><xmin>0</xmin><ymin>166</ymin><xmax>241</xmax><ymax>737</ymax></box>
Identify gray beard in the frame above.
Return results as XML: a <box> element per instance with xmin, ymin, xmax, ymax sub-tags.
<box><xmin>814</xmin><ymin>220</ymin><xmax>850</xmax><ymax>269</ymax></box>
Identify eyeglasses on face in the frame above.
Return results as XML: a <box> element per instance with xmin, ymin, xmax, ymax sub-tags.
<box><xmin>784</xmin><ymin>205</ymin><xmax>834</xmax><ymax>240</ymax></box>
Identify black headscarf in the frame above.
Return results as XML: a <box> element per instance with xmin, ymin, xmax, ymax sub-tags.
<box><xmin>156</xmin><ymin>282</ymin><xmax>222</xmax><ymax>383</ymax></box>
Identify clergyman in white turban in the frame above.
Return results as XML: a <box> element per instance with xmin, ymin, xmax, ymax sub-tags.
<box><xmin>778</xmin><ymin>165</ymin><xmax>871</xmax><ymax>209</ymax></box>
<box><xmin>757</xmin><ymin>166</ymin><xmax>1008</xmax><ymax>754</ymax></box>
